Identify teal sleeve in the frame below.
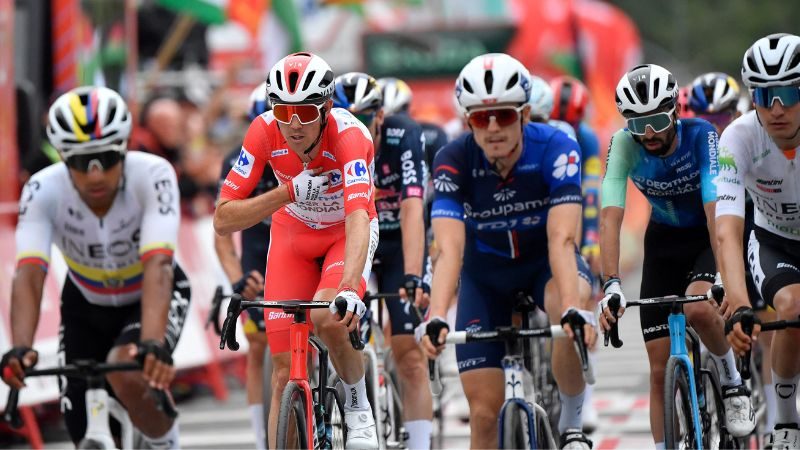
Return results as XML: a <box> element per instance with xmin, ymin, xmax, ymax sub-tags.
<box><xmin>601</xmin><ymin>130</ymin><xmax>634</xmax><ymax>209</ymax></box>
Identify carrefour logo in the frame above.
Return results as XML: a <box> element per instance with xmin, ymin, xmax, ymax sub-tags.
<box><xmin>325</xmin><ymin>169</ymin><xmax>343</xmax><ymax>187</ymax></box>
<box><xmin>344</xmin><ymin>159</ymin><xmax>370</xmax><ymax>187</ymax></box>
<box><xmin>233</xmin><ymin>148</ymin><xmax>255</xmax><ymax>178</ymax></box>
<box><xmin>552</xmin><ymin>150</ymin><xmax>580</xmax><ymax>180</ymax></box>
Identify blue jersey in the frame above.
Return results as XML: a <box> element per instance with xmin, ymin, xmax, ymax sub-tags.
<box><xmin>602</xmin><ymin>118</ymin><xmax>719</xmax><ymax>227</ymax></box>
<box><xmin>431</xmin><ymin>123</ymin><xmax>583</xmax><ymax>259</ymax></box>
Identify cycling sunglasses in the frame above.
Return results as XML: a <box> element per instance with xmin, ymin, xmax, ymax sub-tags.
<box><xmin>466</xmin><ymin>105</ymin><xmax>525</xmax><ymax>129</ymax></box>
<box><xmin>752</xmin><ymin>86</ymin><xmax>800</xmax><ymax>109</ymax></box>
<box><xmin>626</xmin><ymin>107</ymin><xmax>675</xmax><ymax>135</ymax></box>
<box><xmin>65</xmin><ymin>150</ymin><xmax>124</xmax><ymax>172</ymax></box>
<box><xmin>272</xmin><ymin>103</ymin><xmax>325</xmax><ymax>125</ymax></box>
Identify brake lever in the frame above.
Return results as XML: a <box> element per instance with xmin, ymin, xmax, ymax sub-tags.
<box><xmin>605</xmin><ymin>294</ymin><xmax>624</xmax><ymax>348</ymax></box>
<box><xmin>219</xmin><ymin>295</ymin><xmax>242</xmax><ymax>351</ymax></box>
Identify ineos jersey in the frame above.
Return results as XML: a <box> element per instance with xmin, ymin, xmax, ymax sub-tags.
<box><xmin>716</xmin><ymin>111</ymin><xmax>800</xmax><ymax>240</ymax></box>
<box><xmin>15</xmin><ymin>152</ymin><xmax>180</xmax><ymax>306</ymax></box>
<box><xmin>375</xmin><ymin>113</ymin><xmax>426</xmax><ymax>234</ymax></box>
<box><xmin>602</xmin><ymin>119</ymin><xmax>719</xmax><ymax>227</ymax></box>
<box><xmin>219</xmin><ymin>108</ymin><xmax>377</xmax><ymax>229</ymax></box>
<box><xmin>431</xmin><ymin>123</ymin><xmax>583</xmax><ymax>259</ymax></box>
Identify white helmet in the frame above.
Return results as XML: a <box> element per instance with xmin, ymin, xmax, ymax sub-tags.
<box><xmin>455</xmin><ymin>53</ymin><xmax>531</xmax><ymax>111</ymax></box>
<box><xmin>248</xmin><ymin>81</ymin><xmax>270</xmax><ymax>120</ymax></box>
<box><xmin>615</xmin><ymin>64</ymin><xmax>678</xmax><ymax>116</ymax></box>
<box><xmin>266</xmin><ymin>52</ymin><xmax>335</xmax><ymax>105</ymax></box>
<box><xmin>46</xmin><ymin>86</ymin><xmax>131</xmax><ymax>157</ymax></box>
<box><xmin>376</xmin><ymin>77</ymin><xmax>412</xmax><ymax>115</ymax></box>
<box><xmin>528</xmin><ymin>75</ymin><xmax>554</xmax><ymax>120</ymax></box>
<box><xmin>741</xmin><ymin>33</ymin><xmax>800</xmax><ymax>88</ymax></box>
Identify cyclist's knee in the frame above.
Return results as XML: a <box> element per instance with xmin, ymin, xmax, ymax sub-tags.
<box><xmin>684</xmin><ymin>301</ymin><xmax>718</xmax><ymax>328</ymax></box>
<box><xmin>271</xmin><ymin>354</ymin><xmax>291</xmax><ymax>392</ymax></box>
<box><xmin>396</xmin><ymin>345</ymin><xmax>428</xmax><ymax>383</ymax></box>
<box><xmin>650</xmin><ymin>364</ymin><xmax>666</xmax><ymax>389</ymax></box>
<box><xmin>468</xmin><ymin>403</ymin><xmax>500</xmax><ymax>435</ymax></box>
<box><xmin>773</xmin><ymin>288</ymin><xmax>800</xmax><ymax>320</ymax></box>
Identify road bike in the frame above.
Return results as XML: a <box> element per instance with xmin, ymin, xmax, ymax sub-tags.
<box><xmin>606</xmin><ymin>285</ymin><xmax>739</xmax><ymax>449</ymax></box>
<box><xmin>220</xmin><ymin>294</ymin><xmax>360</xmax><ymax>449</ymax></box>
<box><xmin>2</xmin><ymin>358</ymin><xmax>176</xmax><ymax>449</ymax></box>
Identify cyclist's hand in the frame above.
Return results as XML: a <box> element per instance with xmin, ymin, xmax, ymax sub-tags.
<box><xmin>400</xmin><ymin>274</ymin><xmax>426</xmax><ymax>307</ymax></box>
<box><xmin>232</xmin><ymin>270</ymin><xmax>264</xmax><ymax>300</ymax></box>
<box><xmin>0</xmin><ymin>347</ymin><xmax>38</xmax><ymax>389</ymax></box>
<box><xmin>560</xmin><ymin>308</ymin><xmax>598</xmax><ymax>347</ymax></box>
<box><xmin>131</xmin><ymin>340</ymin><xmax>174</xmax><ymax>390</ymax></box>
<box><xmin>598</xmin><ymin>278</ymin><xmax>625</xmax><ymax>332</ymax></box>
<box><xmin>287</xmin><ymin>168</ymin><xmax>329</xmax><ymax>202</ymax></box>
<box><xmin>725</xmin><ymin>306</ymin><xmax>762</xmax><ymax>356</ymax></box>
<box><xmin>330</xmin><ymin>288</ymin><xmax>366</xmax><ymax>332</ymax></box>
<box><xmin>415</xmin><ymin>317</ymin><xmax>449</xmax><ymax>359</ymax></box>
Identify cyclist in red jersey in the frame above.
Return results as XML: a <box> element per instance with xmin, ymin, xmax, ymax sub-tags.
<box><xmin>214</xmin><ymin>52</ymin><xmax>380</xmax><ymax>449</ymax></box>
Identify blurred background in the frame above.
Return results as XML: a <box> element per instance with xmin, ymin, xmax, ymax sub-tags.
<box><xmin>0</xmin><ymin>0</ymin><xmax>794</xmax><ymax>448</ymax></box>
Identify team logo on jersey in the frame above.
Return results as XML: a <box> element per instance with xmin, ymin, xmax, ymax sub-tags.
<box><xmin>271</xmin><ymin>149</ymin><xmax>288</xmax><ymax>157</ymax></box>
<box><xmin>325</xmin><ymin>169</ymin><xmax>343</xmax><ymax>187</ymax></box>
<box><xmin>493</xmin><ymin>188</ymin><xmax>516</xmax><ymax>202</ymax></box>
<box><xmin>434</xmin><ymin>173</ymin><xmax>459</xmax><ymax>192</ymax></box>
<box><xmin>552</xmin><ymin>150</ymin><xmax>580</xmax><ymax>180</ymax></box>
<box><xmin>344</xmin><ymin>159</ymin><xmax>370</xmax><ymax>187</ymax></box>
<box><xmin>233</xmin><ymin>148</ymin><xmax>255</xmax><ymax>178</ymax></box>
<box><xmin>323</xmin><ymin>151</ymin><xmax>336</xmax><ymax>161</ymax></box>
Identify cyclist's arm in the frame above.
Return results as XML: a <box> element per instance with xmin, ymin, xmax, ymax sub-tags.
<box><xmin>399</xmin><ymin>197</ymin><xmax>424</xmax><ymax>276</ymax></box>
<box><xmin>340</xmin><ymin>209</ymin><xmax>371</xmax><ymax>291</ymax></box>
<box><xmin>548</xmin><ymin>203</ymin><xmax>582</xmax><ymax>311</ymax></box>
<box><xmin>215</xmin><ymin>187</ymin><xmax>289</xmax><ymax>236</ymax></box>
<box><xmin>428</xmin><ymin>217</ymin><xmax>464</xmax><ymax>318</ymax></box>
<box><xmin>699</xmin><ymin>126</ymin><xmax>721</xmax><ymax>264</ymax></box>
<box><xmin>10</xmin><ymin>265</ymin><xmax>45</xmax><ymax>347</ymax></box>
<box><xmin>599</xmin><ymin>131</ymin><xmax>633</xmax><ymax>279</ymax></box>
<box><xmin>214</xmin><ymin>233</ymin><xmax>243</xmax><ymax>283</ymax></box>
<box><xmin>140</xmin><ymin>254</ymin><xmax>173</xmax><ymax>342</ymax></box>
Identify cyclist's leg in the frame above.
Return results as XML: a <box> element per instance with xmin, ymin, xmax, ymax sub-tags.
<box><xmin>750</xmin><ymin>229</ymin><xmax>800</xmax><ymax>435</ymax></box>
<box><xmin>106</xmin><ymin>265</ymin><xmax>191</xmax><ymax>448</ymax></box>
<box><xmin>379</xmin><ymin>238</ymin><xmax>433</xmax><ymax>448</ymax></box>
<box><xmin>59</xmin><ymin>277</ymin><xmax>126</xmax><ymax>445</ymax></box>
<box><xmin>543</xmin><ymin>252</ymin><xmax>592</xmax><ymax>436</ymax></box>
<box><xmin>243</xmin><ymin>308</ymin><xmax>268</xmax><ymax>449</ymax></box>
<box><xmin>454</xmin><ymin>271</ymin><xmax>509</xmax><ymax>449</ymax></box>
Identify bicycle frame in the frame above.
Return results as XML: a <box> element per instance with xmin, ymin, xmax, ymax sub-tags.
<box><xmin>286</xmin><ymin>310</ymin><xmax>318</xmax><ymax>446</ymax></box>
<box><xmin>82</xmin><ymin>387</ymin><xmax>134</xmax><ymax>449</ymax></box>
<box><xmin>667</xmin><ymin>310</ymin><xmax>705</xmax><ymax>447</ymax></box>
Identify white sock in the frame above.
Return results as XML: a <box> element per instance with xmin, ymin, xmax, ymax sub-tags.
<box><xmin>249</xmin><ymin>404</ymin><xmax>266</xmax><ymax>450</ymax></box>
<box><xmin>772</xmin><ymin>370</ymin><xmax>800</xmax><ymax>425</ymax></box>
<box><xmin>655</xmin><ymin>442</ymin><xmax>666</xmax><ymax>450</ymax></box>
<box><xmin>342</xmin><ymin>375</ymin><xmax>370</xmax><ymax>412</ymax></box>
<box><xmin>558</xmin><ymin>389</ymin><xmax>585</xmax><ymax>434</ymax></box>
<box><xmin>143</xmin><ymin>419</ymin><xmax>180</xmax><ymax>449</ymax></box>
<box><xmin>710</xmin><ymin>349</ymin><xmax>741</xmax><ymax>387</ymax></box>
<box><xmin>764</xmin><ymin>383</ymin><xmax>777</xmax><ymax>431</ymax></box>
<box><xmin>404</xmin><ymin>420</ymin><xmax>432</xmax><ymax>450</ymax></box>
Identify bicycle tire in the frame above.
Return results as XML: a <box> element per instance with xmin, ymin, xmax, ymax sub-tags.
<box><xmin>664</xmin><ymin>357</ymin><xmax>698</xmax><ymax>450</ymax></box>
<box><xmin>261</xmin><ymin>345</ymin><xmax>273</xmax><ymax>449</ymax></box>
<box><xmin>325</xmin><ymin>374</ymin><xmax>348</xmax><ymax>449</ymax></box>
<box><xmin>276</xmin><ymin>381</ymin><xmax>310</xmax><ymax>449</ymax></box>
<box><xmin>76</xmin><ymin>439</ymin><xmax>105</xmax><ymax>449</ymax></box>
<box><xmin>500</xmin><ymin>402</ymin><xmax>529</xmax><ymax>449</ymax></box>
<box><xmin>701</xmin><ymin>353</ymin><xmax>740</xmax><ymax>450</ymax></box>
<box><xmin>383</xmin><ymin>369</ymin><xmax>407</xmax><ymax>447</ymax></box>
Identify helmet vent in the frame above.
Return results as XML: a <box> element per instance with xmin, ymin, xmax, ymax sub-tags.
<box><xmin>288</xmin><ymin>72</ymin><xmax>300</xmax><ymax>93</ymax></box>
<box><xmin>320</xmin><ymin>70</ymin><xmax>334</xmax><ymax>88</ymax></box>
<box><xmin>463</xmin><ymin>79</ymin><xmax>474</xmax><ymax>94</ymax></box>
<box><xmin>506</xmin><ymin>72</ymin><xmax>519</xmax><ymax>90</ymax></box>
<box><xmin>275</xmin><ymin>71</ymin><xmax>284</xmax><ymax>92</ymax></box>
<box><xmin>622</xmin><ymin>87</ymin><xmax>636</xmax><ymax>106</ymax></box>
<box><xmin>302</xmin><ymin>71</ymin><xmax>316</xmax><ymax>91</ymax></box>
<box><xmin>652</xmin><ymin>78</ymin><xmax>661</xmax><ymax>99</ymax></box>
<box><xmin>55</xmin><ymin>110</ymin><xmax>71</xmax><ymax>132</ymax></box>
<box><xmin>634</xmin><ymin>80</ymin><xmax>649</xmax><ymax>104</ymax></box>
<box><xmin>106</xmin><ymin>104</ymin><xmax>117</xmax><ymax>125</ymax></box>
<box><xmin>484</xmin><ymin>71</ymin><xmax>494</xmax><ymax>94</ymax></box>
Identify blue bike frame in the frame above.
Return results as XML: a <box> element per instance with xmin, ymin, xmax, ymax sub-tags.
<box><xmin>668</xmin><ymin>311</ymin><xmax>704</xmax><ymax>448</ymax></box>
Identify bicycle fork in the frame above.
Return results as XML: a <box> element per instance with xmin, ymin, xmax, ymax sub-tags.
<box><xmin>668</xmin><ymin>313</ymin><xmax>704</xmax><ymax>447</ymax></box>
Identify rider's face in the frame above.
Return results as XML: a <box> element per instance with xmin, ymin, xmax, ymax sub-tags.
<box><xmin>68</xmin><ymin>160</ymin><xmax>123</xmax><ymax>210</ymax></box>
<box><xmin>755</xmin><ymin>100</ymin><xmax>800</xmax><ymax>141</ymax></box>
<box><xmin>469</xmin><ymin>104</ymin><xmax>530</xmax><ymax>160</ymax></box>
<box><xmin>277</xmin><ymin>101</ymin><xmax>331</xmax><ymax>155</ymax></box>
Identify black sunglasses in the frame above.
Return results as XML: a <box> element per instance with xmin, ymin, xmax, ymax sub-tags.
<box><xmin>65</xmin><ymin>151</ymin><xmax>124</xmax><ymax>172</ymax></box>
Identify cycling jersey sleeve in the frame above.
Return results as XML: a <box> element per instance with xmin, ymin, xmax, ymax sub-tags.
<box><xmin>601</xmin><ymin>130</ymin><xmax>634</xmax><ymax>209</ymax></box>
<box><xmin>543</xmin><ymin>130</ymin><xmax>583</xmax><ymax>206</ymax></box>
<box><xmin>219</xmin><ymin>117</ymin><xmax>272</xmax><ymax>202</ymax></box>
<box><xmin>715</xmin><ymin>122</ymin><xmax>751</xmax><ymax>218</ymax></box>
<box><xmin>578</xmin><ymin>123</ymin><xmax>601</xmax><ymax>248</ymax></box>
<box><xmin>15</xmin><ymin>171</ymin><xmax>57</xmax><ymax>272</ymax></box>
<box><xmin>694</xmin><ymin>122</ymin><xmax>719</xmax><ymax>204</ymax></box>
<box><xmin>335</xmin><ymin>128</ymin><xmax>375</xmax><ymax>215</ymax></box>
<box><xmin>399</xmin><ymin>125</ymin><xmax>426</xmax><ymax>201</ymax></box>
<box><xmin>430</xmin><ymin>143</ymin><xmax>465</xmax><ymax>221</ymax></box>
<box><xmin>134</xmin><ymin>156</ymin><xmax>180</xmax><ymax>262</ymax></box>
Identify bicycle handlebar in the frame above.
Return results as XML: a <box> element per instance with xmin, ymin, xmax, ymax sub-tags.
<box><xmin>738</xmin><ymin>316</ymin><xmax>800</xmax><ymax>380</ymax></box>
<box><xmin>444</xmin><ymin>325</ymin><xmax>566</xmax><ymax>344</ymax></box>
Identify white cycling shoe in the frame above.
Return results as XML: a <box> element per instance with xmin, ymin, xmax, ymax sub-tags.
<box><xmin>344</xmin><ymin>409</ymin><xmax>378</xmax><ymax>449</ymax></box>
<box><xmin>560</xmin><ymin>428</ymin><xmax>593</xmax><ymax>450</ymax></box>
<box><xmin>721</xmin><ymin>384</ymin><xmax>756</xmax><ymax>437</ymax></box>
<box><xmin>765</xmin><ymin>423</ymin><xmax>800</xmax><ymax>450</ymax></box>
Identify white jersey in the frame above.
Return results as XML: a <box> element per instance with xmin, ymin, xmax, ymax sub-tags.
<box><xmin>15</xmin><ymin>152</ymin><xmax>181</xmax><ymax>306</ymax></box>
<box><xmin>715</xmin><ymin>111</ymin><xmax>800</xmax><ymax>240</ymax></box>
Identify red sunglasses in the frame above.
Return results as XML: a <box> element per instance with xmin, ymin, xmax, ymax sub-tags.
<box><xmin>466</xmin><ymin>105</ymin><xmax>525</xmax><ymax>129</ymax></box>
<box><xmin>272</xmin><ymin>103</ymin><xmax>325</xmax><ymax>125</ymax></box>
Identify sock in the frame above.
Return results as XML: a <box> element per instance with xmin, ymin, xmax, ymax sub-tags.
<box><xmin>558</xmin><ymin>389</ymin><xmax>585</xmax><ymax>434</ymax></box>
<box><xmin>764</xmin><ymin>383</ymin><xmax>777</xmax><ymax>431</ymax></box>
<box><xmin>404</xmin><ymin>420</ymin><xmax>432</xmax><ymax>450</ymax></box>
<box><xmin>655</xmin><ymin>442</ymin><xmax>666</xmax><ymax>450</ymax></box>
<box><xmin>143</xmin><ymin>420</ymin><xmax>180</xmax><ymax>449</ymax></box>
<box><xmin>249</xmin><ymin>404</ymin><xmax>266</xmax><ymax>450</ymax></box>
<box><xmin>342</xmin><ymin>375</ymin><xmax>370</xmax><ymax>412</ymax></box>
<box><xmin>772</xmin><ymin>370</ymin><xmax>800</xmax><ymax>425</ymax></box>
<box><xmin>710</xmin><ymin>349</ymin><xmax>741</xmax><ymax>387</ymax></box>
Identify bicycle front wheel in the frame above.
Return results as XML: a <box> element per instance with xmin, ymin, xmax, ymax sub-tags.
<box><xmin>325</xmin><ymin>374</ymin><xmax>348</xmax><ymax>449</ymax></box>
<box><xmin>664</xmin><ymin>357</ymin><xmax>698</xmax><ymax>450</ymax></box>
<box><xmin>701</xmin><ymin>353</ymin><xmax>741</xmax><ymax>450</ymax></box>
<box><xmin>500</xmin><ymin>402</ymin><xmax>530</xmax><ymax>449</ymax></box>
<box><xmin>277</xmin><ymin>381</ymin><xmax>310</xmax><ymax>449</ymax></box>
